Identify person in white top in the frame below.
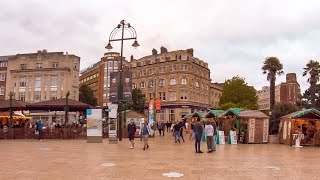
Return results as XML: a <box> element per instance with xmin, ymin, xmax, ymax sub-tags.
<box><xmin>185</xmin><ymin>122</ymin><xmax>189</xmax><ymax>134</ymax></box>
<box><xmin>205</xmin><ymin>121</ymin><xmax>214</xmax><ymax>153</ymax></box>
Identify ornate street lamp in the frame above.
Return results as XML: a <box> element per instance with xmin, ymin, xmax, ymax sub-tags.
<box><xmin>106</xmin><ymin>20</ymin><xmax>139</xmax><ymax>141</ymax></box>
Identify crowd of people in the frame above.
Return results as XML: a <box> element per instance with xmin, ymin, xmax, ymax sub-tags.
<box><xmin>127</xmin><ymin>117</ymin><xmax>219</xmax><ymax>153</ymax></box>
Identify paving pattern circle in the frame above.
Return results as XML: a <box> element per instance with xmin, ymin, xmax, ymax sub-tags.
<box><xmin>100</xmin><ymin>163</ymin><xmax>116</xmax><ymax>167</ymax></box>
<box><xmin>162</xmin><ymin>172</ymin><xmax>184</xmax><ymax>178</ymax></box>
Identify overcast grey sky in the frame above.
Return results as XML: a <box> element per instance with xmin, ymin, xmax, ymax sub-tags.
<box><xmin>1</xmin><ymin>0</ymin><xmax>320</xmax><ymax>92</ymax></box>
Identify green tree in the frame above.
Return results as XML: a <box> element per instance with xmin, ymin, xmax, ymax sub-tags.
<box><xmin>270</xmin><ymin>102</ymin><xmax>298</xmax><ymax>134</ymax></box>
<box><xmin>218</xmin><ymin>76</ymin><xmax>258</xmax><ymax>109</ymax></box>
<box><xmin>262</xmin><ymin>57</ymin><xmax>284</xmax><ymax>111</ymax></box>
<box><xmin>79</xmin><ymin>84</ymin><xmax>97</xmax><ymax>106</ymax></box>
<box><xmin>219</xmin><ymin>102</ymin><xmax>238</xmax><ymax>110</ymax></box>
<box><xmin>127</xmin><ymin>89</ymin><xmax>146</xmax><ymax>114</ymax></box>
<box><xmin>302</xmin><ymin>60</ymin><xmax>320</xmax><ymax>107</ymax></box>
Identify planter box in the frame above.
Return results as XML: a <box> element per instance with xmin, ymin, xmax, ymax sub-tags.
<box><xmin>268</xmin><ymin>135</ymin><xmax>279</xmax><ymax>144</ymax></box>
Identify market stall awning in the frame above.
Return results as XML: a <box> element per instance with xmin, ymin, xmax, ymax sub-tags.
<box><xmin>281</xmin><ymin>108</ymin><xmax>320</xmax><ymax>119</ymax></box>
<box><xmin>26</xmin><ymin>98</ymin><xmax>90</xmax><ymax>111</ymax></box>
<box><xmin>0</xmin><ymin>99</ymin><xmax>30</xmax><ymax>112</ymax></box>
<box><xmin>192</xmin><ymin>111</ymin><xmax>206</xmax><ymax>118</ymax></box>
<box><xmin>0</xmin><ymin>112</ymin><xmax>32</xmax><ymax>119</ymax></box>
<box><xmin>182</xmin><ymin>113</ymin><xmax>193</xmax><ymax>119</ymax></box>
<box><xmin>220</xmin><ymin>108</ymin><xmax>243</xmax><ymax>117</ymax></box>
<box><xmin>205</xmin><ymin>110</ymin><xmax>224</xmax><ymax>118</ymax></box>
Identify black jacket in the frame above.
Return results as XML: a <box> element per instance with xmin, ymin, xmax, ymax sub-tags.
<box><xmin>128</xmin><ymin>123</ymin><xmax>136</xmax><ymax>135</ymax></box>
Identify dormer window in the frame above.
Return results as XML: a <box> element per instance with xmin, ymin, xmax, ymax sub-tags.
<box><xmin>36</xmin><ymin>63</ymin><xmax>42</xmax><ymax>69</ymax></box>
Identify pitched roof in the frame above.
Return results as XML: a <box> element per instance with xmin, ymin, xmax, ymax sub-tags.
<box><xmin>182</xmin><ymin>113</ymin><xmax>194</xmax><ymax>119</ymax></box>
<box><xmin>192</xmin><ymin>111</ymin><xmax>205</xmax><ymax>118</ymax></box>
<box><xmin>205</xmin><ymin>110</ymin><xmax>224</xmax><ymax>118</ymax></box>
<box><xmin>281</xmin><ymin>108</ymin><xmax>320</xmax><ymax>119</ymax></box>
<box><xmin>26</xmin><ymin>98</ymin><xmax>90</xmax><ymax>111</ymax></box>
<box><xmin>239</xmin><ymin>110</ymin><xmax>269</xmax><ymax>118</ymax></box>
<box><xmin>0</xmin><ymin>99</ymin><xmax>30</xmax><ymax>111</ymax></box>
<box><xmin>221</xmin><ymin>108</ymin><xmax>243</xmax><ymax>117</ymax></box>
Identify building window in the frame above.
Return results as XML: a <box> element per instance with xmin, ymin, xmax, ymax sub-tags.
<box><xmin>159</xmin><ymin>92</ymin><xmax>166</xmax><ymax>101</ymax></box>
<box><xmin>50</xmin><ymin>91</ymin><xmax>57</xmax><ymax>100</ymax></box>
<box><xmin>160</xmin><ymin>110</ymin><xmax>166</xmax><ymax>121</ymax></box>
<box><xmin>108</xmin><ymin>61</ymin><xmax>113</xmax><ymax>68</ymax></box>
<box><xmin>52</xmin><ymin>62</ymin><xmax>59</xmax><ymax>68</ymax></box>
<box><xmin>0</xmin><ymin>86</ymin><xmax>4</xmax><ymax>95</ymax></box>
<box><xmin>0</xmin><ymin>73</ymin><xmax>5</xmax><ymax>81</ymax></box>
<box><xmin>201</xmin><ymin>83</ymin><xmax>204</xmax><ymax>90</ymax></box>
<box><xmin>196</xmin><ymin>81</ymin><xmax>199</xmax><ymax>87</ymax></box>
<box><xmin>34</xmin><ymin>91</ymin><xmax>41</xmax><ymax>102</ymax></box>
<box><xmin>35</xmin><ymin>77</ymin><xmax>41</xmax><ymax>88</ymax></box>
<box><xmin>51</xmin><ymin>76</ymin><xmax>58</xmax><ymax>87</ymax></box>
<box><xmin>149</xmin><ymin>93</ymin><xmax>155</xmax><ymax>99</ymax></box>
<box><xmin>19</xmin><ymin>92</ymin><xmax>25</xmax><ymax>102</ymax></box>
<box><xmin>21</xmin><ymin>64</ymin><xmax>27</xmax><ymax>70</ymax></box>
<box><xmin>169</xmin><ymin>91</ymin><xmax>176</xmax><ymax>101</ymax></box>
<box><xmin>169</xmin><ymin>110</ymin><xmax>175</xmax><ymax>122</ymax></box>
<box><xmin>20</xmin><ymin>77</ymin><xmax>26</xmax><ymax>87</ymax></box>
<box><xmin>149</xmin><ymin>80</ymin><xmax>155</xmax><ymax>87</ymax></box>
<box><xmin>149</xmin><ymin>69</ymin><xmax>154</xmax><ymax>75</ymax></box>
<box><xmin>140</xmin><ymin>82</ymin><xmax>145</xmax><ymax>88</ymax></box>
<box><xmin>181</xmin><ymin>65</ymin><xmax>187</xmax><ymax>71</ymax></box>
<box><xmin>181</xmin><ymin>78</ymin><xmax>187</xmax><ymax>85</ymax></box>
<box><xmin>206</xmin><ymin>85</ymin><xmax>209</xmax><ymax>91</ymax></box>
<box><xmin>36</xmin><ymin>63</ymin><xmax>42</xmax><ymax>69</ymax></box>
<box><xmin>181</xmin><ymin>91</ymin><xmax>187</xmax><ymax>100</ymax></box>
<box><xmin>170</xmin><ymin>79</ymin><xmax>176</xmax><ymax>85</ymax></box>
<box><xmin>173</xmin><ymin>65</ymin><xmax>176</xmax><ymax>71</ymax></box>
<box><xmin>0</xmin><ymin>62</ymin><xmax>7</xmax><ymax>67</ymax></box>
<box><xmin>133</xmin><ymin>83</ymin><xmax>137</xmax><ymax>89</ymax></box>
<box><xmin>159</xmin><ymin>79</ymin><xmax>165</xmax><ymax>87</ymax></box>
<box><xmin>159</xmin><ymin>67</ymin><xmax>165</xmax><ymax>73</ymax></box>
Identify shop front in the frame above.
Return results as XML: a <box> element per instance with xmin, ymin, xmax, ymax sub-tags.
<box><xmin>279</xmin><ymin>108</ymin><xmax>320</xmax><ymax>146</ymax></box>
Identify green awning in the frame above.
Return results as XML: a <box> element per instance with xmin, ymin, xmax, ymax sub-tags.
<box><xmin>221</xmin><ymin>108</ymin><xmax>243</xmax><ymax>117</ymax></box>
<box><xmin>205</xmin><ymin>110</ymin><xmax>224</xmax><ymax>118</ymax></box>
<box><xmin>182</xmin><ymin>113</ymin><xmax>193</xmax><ymax>119</ymax></box>
<box><xmin>281</xmin><ymin>108</ymin><xmax>320</xmax><ymax>119</ymax></box>
<box><xmin>192</xmin><ymin>111</ymin><xmax>205</xmax><ymax>118</ymax></box>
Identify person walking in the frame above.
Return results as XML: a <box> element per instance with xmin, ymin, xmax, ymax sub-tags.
<box><xmin>140</xmin><ymin>119</ymin><xmax>151</xmax><ymax>150</ymax></box>
<box><xmin>205</xmin><ymin>121</ymin><xmax>214</xmax><ymax>153</ymax></box>
<box><xmin>160</xmin><ymin>121</ymin><xmax>166</xmax><ymax>136</ymax></box>
<box><xmin>36</xmin><ymin>120</ymin><xmax>43</xmax><ymax>141</ymax></box>
<box><xmin>127</xmin><ymin>119</ymin><xmax>137</xmax><ymax>149</ymax></box>
<box><xmin>193</xmin><ymin>118</ymin><xmax>203</xmax><ymax>153</ymax></box>
<box><xmin>211</xmin><ymin>120</ymin><xmax>218</xmax><ymax>151</ymax></box>
<box><xmin>157</xmin><ymin>121</ymin><xmax>163</xmax><ymax>136</ymax></box>
<box><xmin>179</xmin><ymin>121</ymin><xmax>185</xmax><ymax>142</ymax></box>
<box><xmin>189</xmin><ymin>120</ymin><xmax>195</xmax><ymax>140</ymax></box>
<box><xmin>166</xmin><ymin>121</ymin><xmax>170</xmax><ymax>132</ymax></box>
<box><xmin>173</xmin><ymin>122</ymin><xmax>181</xmax><ymax>143</ymax></box>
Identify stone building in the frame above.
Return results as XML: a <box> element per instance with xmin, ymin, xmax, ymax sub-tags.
<box><xmin>0</xmin><ymin>56</ymin><xmax>11</xmax><ymax>100</ymax></box>
<box><xmin>128</xmin><ymin>47</ymin><xmax>212</xmax><ymax>121</ymax></box>
<box><xmin>257</xmin><ymin>73</ymin><xmax>301</xmax><ymax>110</ymax></box>
<box><xmin>79</xmin><ymin>52</ymin><xmax>126</xmax><ymax>107</ymax></box>
<box><xmin>5</xmin><ymin>50</ymin><xmax>80</xmax><ymax>103</ymax></box>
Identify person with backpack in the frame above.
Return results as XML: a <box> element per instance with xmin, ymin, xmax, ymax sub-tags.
<box><xmin>36</xmin><ymin>120</ymin><xmax>43</xmax><ymax>141</ymax></box>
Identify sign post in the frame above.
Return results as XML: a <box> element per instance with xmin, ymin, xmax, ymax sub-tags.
<box><xmin>108</xmin><ymin>104</ymin><xmax>118</xmax><ymax>144</ymax></box>
<box><xmin>86</xmin><ymin>109</ymin><xmax>103</xmax><ymax>143</ymax></box>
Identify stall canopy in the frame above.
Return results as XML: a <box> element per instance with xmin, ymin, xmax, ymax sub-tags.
<box><xmin>281</xmin><ymin>108</ymin><xmax>320</xmax><ymax>119</ymax></box>
<box><xmin>182</xmin><ymin>113</ymin><xmax>193</xmax><ymax>120</ymax></box>
<box><xmin>26</xmin><ymin>98</ymin><xmax>90</xmax><ymax>111</ymax></box>
<box><xmin>220</xmin><ymin>108</ymin><xmax>243</xmax><ymax>117</ymax></box>
<box><xmin>0</xmin><ymin>99</ymin><xmax>30</xmax><ymax>112</ymax></box>
<box><xmin>192</xmin><ymin>111</ymin><xmax>206</xmax><ymax>118</ymax></box>
<box><xmin>238</xmin><ymin>110</ymin><xmax>269</xmax><ymax>119</ymax></box>
<box><xmin>205</xmin><ymin>110</ymin><xmax>224</xmax><ymax>118</ymax></box>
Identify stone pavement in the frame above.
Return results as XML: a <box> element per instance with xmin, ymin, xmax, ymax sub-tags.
<box><xmin>0</xmin><ymin>134</ymin><xmax>319</xmax><ymax>180</ymax></box>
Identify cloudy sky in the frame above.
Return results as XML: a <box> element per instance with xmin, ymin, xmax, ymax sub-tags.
<box><xmin>1</xmin><ymin>0</ymin><xmax>320</xmax><ymax>92</ymax></box>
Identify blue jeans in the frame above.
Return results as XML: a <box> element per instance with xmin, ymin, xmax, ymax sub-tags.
<box><xmin>174</xmin><ymin>131</ymin><xmax>180</xmax><ymax>142</ymax></box>
<box><xmin>212</xmin><ymin>135</ymin><xmax>217</xmax><ymax>151</ymax></box>
<box><xmin>195</xmin><ymin>134</ymin><xmax>202</xmax><ymax>152</ymax></box>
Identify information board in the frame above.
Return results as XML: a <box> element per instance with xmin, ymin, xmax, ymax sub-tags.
<box><xmin>86</xmin><ymin>109</ymin><xmax>102</xmax><ymax>137</ymax></box>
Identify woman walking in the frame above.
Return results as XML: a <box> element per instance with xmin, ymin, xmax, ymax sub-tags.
<box><xmin>139</xmin><ymin>119</ymin><xmax>151</xmax><ymax>150</ymax></box>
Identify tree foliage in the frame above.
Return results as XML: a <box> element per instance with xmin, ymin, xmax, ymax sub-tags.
<box><xmin>218</xmin><ymin>76</ymin><xmax>258</xmax><ymax>110</ymax></box>
<box><xmin>270</xmin><ymin>102</ymin><xmax>298</xmax><ymax>135</ymax></box>
<box><xmin>79</xmin><ymin>84</ymin><xmax>97</xmax><ymax>107</ymax></box>
<box><xmin>262</xmin><ymin>57</ymin><xmax>284</xmax><ymax>111</ymax></box>
<box><xmin>127</xmin><ymin>89</ymin><xmax>146</xmax><ymax>114</ymax></box>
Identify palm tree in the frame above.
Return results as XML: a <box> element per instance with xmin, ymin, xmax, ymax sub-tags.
<box><xmin>302</xmin><ymin>60</ymin><xmax>320</xmax><ymax>107</ymax></box>
<box><xmin>262</xmin><ymin>57</ymin><xmax>284</xmax><ymax>111</ymax></box>
<box><xmin>65</xmin><ymin>91</ymin><xmax>70</xmax><ymax>124</ymax></box>
<box><xmin>8</xmin><ymin>91</ymin><xmax>14</xmax><ymax>127</ymax></box>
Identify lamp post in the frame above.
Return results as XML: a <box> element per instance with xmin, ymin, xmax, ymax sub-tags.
<box><xmin>106</xmin><ymin>20</ymin><xmax>139</xmax><ymax>141</ymax></box>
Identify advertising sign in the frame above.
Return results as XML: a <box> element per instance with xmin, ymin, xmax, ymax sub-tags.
<box><xmin>155</xmin><ymin>99</ymin><xmax>161</xmax><ymax>111</ymax></box>
<box><xmin>86</xmin><ymin>109</ymin><xmax>102</xmax><ymax>137</ymax></box>
<box><xmin>248</xmin><ymin>118</ymin><xmax>255</xmax><ymax>143</ymax></box>
<box><xmin>148</xmin><ymin>99</ymin><xmax>154</xmax><ymax>126</ymax></box>
<box><xmin>228</xmin><ymin>130</ymin><xmax>237</xmax><ymax>144</ymax></box>
<box><xmin>108</xmin><ymin>104</ymin><xmax>118</xmax><ymax>119</ymax></box>
<box><xmin>217</xmin><ymin>131</ymin><xmax>225</xmax><ymax>144</ymax></box>
<box><xmin>263</xmin><ymin>119</ymin><xmax>269</xmax><ymax>142</ymax></box>
<box><xmin>123</xmin><ymin>71</ymin><xmax>132</xmax><ymax>101</ymax></box>
<box><xmin>109</xmin><ymin>72</ymin><xmax>119</xmax><ymax>102</ymax></box>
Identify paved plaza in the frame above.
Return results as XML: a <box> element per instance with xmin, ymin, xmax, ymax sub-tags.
<box><xmin>0</xmin><ymin>135</ymin><xmax>319</xmax><ymax>180</ymax></box>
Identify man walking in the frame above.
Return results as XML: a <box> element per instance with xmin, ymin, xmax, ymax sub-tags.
<box><xmin>173</xmin><ymin>122</ymin><xmax>181</xmax><ymax>143</ymax></box>
<box><xmin>205</xmin><ymin>121</ymin><xmax>214</xmax><ymax>153</ymax></box>
<box><xmin>127</xmin><ymin>119</ymin><xmax>136</xmax><ymax>149</ymax></box>
<box><xmin>193</xmin><ymin>118</ymin><xmax>203</xmax><ymax>153</ymax></box>
<box><xmin>36</xmin><ymin>120</ymin><xmax>43</xmax><ymax>141</ymax></box>
<box><xmin>211</xmin><ymin>120</ymin><xmax>218</xmax><ymax>151</ymax></box>
<box><xmin>140</xmin><ymin>119</ymin><xmax>151</xmax><ymax>150</ymax></box>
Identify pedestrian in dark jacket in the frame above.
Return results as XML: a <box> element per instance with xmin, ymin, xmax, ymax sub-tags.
<box><xmin>128</xmin><ymin>119</ymin><xmax>136</xmax><ymax>149</ymax></box>
<box><xmin>193</xmin><ymin>118</ymin><xmax>203</xmax><ymax>153</ymax></box>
